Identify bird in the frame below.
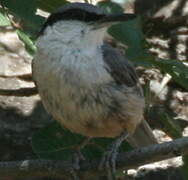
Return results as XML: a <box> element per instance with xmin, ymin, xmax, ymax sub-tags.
<box><xmin>32</xmin><ymin>2</ymin><xmax>157</xmax><ymax>179</ymax></box>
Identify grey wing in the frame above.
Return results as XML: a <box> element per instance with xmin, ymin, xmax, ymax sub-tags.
<box><xmin>102</xmin><ymin>44</ymin><xmax>157</xmax><ymax>146</ymax></box>
<box><xmin>102</xmin><ymin>44</ymin><xmax>138</xmax><ymax>88</ymax></box>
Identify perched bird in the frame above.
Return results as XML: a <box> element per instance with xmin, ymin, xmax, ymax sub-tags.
<box><xmin>32</xmin><ymin>2</ymin><xmax>157</xmax><ymax>179</ymax></box>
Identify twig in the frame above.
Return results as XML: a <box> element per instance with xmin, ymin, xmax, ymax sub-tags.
<box><xmin>0</xmin><ymin>136</ymin><xmax>188</xmax><ymax>179</ymax></box>
<box><xmin>144</xmin><ymin>15</ymin><xmax>188</xmax><ymax>37</ymax></box>
<box><xmin>0</xmin><ymin>73</ymin><xmax>33</xmax><ymax>82</ymax></box>
<box><xmin>0</xmin><ymin>87</ymin><xmax>38</xmax><ymax>96</ymax></box>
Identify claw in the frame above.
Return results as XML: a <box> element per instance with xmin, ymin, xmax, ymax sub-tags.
<box><xmin>99</xmin><ymin>148</ymin><xmax>117</xmax><ymax>180</ymax></box>
<box><xmin>69</xmin><ymin>168</ymin><xmax>80</xmax><ymax>180</ymax></box>
<box><xmin>69</xmin><ymin>149</ymin><xmax>84</xmax><ymax>180</ymax></box>
<box><xmin>69</xmin><ymin>137</ymin><xmax>91</xmax><ymax>180</ymax></box>
<box><xmin>98</xmin><ymin>132</ymin><xmax>129</xmax><ymax>180</ymax></box>
<box><xmin>71</xmin><ymin>150</ymin><xmax>85</xmax><ymax>170</ymax></box>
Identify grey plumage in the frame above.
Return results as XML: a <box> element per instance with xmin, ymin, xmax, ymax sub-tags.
<box><xmin>102</xmin><ymin>44</ymin><xmax>157</xmax><ymax>147</ymax></box>
<box><xmin>102</xmin><ymin>44</ymin><xmax>139</xmax><ymax>87</ymax></box>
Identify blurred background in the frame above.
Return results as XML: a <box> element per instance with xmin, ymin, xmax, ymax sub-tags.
<box><xmin>0</xmin><ymin>0</ymin><xmax>188</xmax><ymax>179</ymax></box>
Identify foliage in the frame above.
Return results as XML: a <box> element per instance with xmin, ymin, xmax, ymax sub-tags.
<box><xmin>16</xmin><ymin>30</ymin><xmax>36</xmax><ymax>55</ymax></box>
<box><xmin>32</xmin><ymin>121</ymin><xmax>131</xmax><ymax>160</ymax></box>
<box><xmin>0</xmin><ymin>10</ymin><xmax>10</xmax><ymax>26</ymax></box>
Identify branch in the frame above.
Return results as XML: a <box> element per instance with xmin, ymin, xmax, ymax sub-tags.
<box><xmin>0</xmin><ymin>74</ymin><xmax>38</xmax><ymax>96</ymax></box>
<box><xmin>1</xmin><ymin>136</ymin><xmax>188</xmax><ymax>179</ymax></box>
<box><xmin>144</xmin><ymin>15</ymin><xmax>188</xmax><ymax>38</ymax></box>
<box><xmin>0</xmin><ymin>87</ymin><xmax>38</xmax><ymax>96</ymax></box>
<box><xmin>0</xmin><ymin>73</ymin><xmax>33</xmax><ymax>82</ymax></box>
<box><xmin>134</xmin><ymin>0</ymin><xmax>174</xmax><ymax>15</ymax></box>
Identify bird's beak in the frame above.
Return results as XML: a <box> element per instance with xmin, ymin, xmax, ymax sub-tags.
<box><xmin>92</xmin><ymin>13</ymin><xmax>136</xmax><ymax>29</ymax></box>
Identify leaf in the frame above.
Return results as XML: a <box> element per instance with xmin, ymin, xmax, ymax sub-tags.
<box><xmin>1</xmin><ymin>0</ymin><xmax>69</xmax><ymax>37</ymax></box>
<box><xmin>32</xmin><ymin>122</ymin><xmax>132</xmax><ymax>161</ymax></box>
<box><xmin>32</xmin><ymin>122</ymin><xmax>84</xmax><ymax>160</ymax></box>
<box><xmin>111</xmin><ymin>0</ymin><xmax>130</xmax><ymax>4</ymax></box>
<box><xmin>181</xmin><ymin>155</ymin><xmax>188</xmax><ymax>180</ymax></box>
<box><xmin>37</xmin><ymin>0</ymin><xmax>68</xmax><ymax>13</ymax></box>
<box><xmin>1</xmin><ymin>0</ymin><xmax>45</xmax><ymax>36</ymax></box>
<box><xmin>109</xmin><ymin>16</ymin><xmax>153</xmax><ymax>67</ymax></box>
<box><xmin>16</xmin><ymin>30</ymin><xmax>36</xmax><ymax>56</ymax></box>
<box><xmin>153</xmin><ymin>58</ymin><xmax>188</xmax><ymax>90</ymax></box>
<box><xmin>158</xmin><ymin>112</ymin><xmax>182</xmax><ymax>139</ymax></box>
<box><xmin>97</xmin><ymin>1</ymin><xmax>123</xmax><ymax>14</ymax></box>
<box><xmin>0</xmin><ymin>9</ymin><xmax>10</xmax><ymax>26</ymax></box>
<box><xmin>97</xmin><ymin>1</ymin><xmax>153</xmax><ymax>67</ymax></box>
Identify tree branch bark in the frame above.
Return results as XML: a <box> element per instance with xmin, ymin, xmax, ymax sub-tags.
<box><xmin>0</xmin><ymin>136</ymin><xmax>188</xmax><ymax>179</ymax></box>
<box><xmin>0</xmin><ymin>73</ymin><xmax>33</xmax><ymax>82</ymax></box>
<box><xmin>0</xmin><ymin>87</ymin><xmax>38</xmax><ymax>96</ymax></box>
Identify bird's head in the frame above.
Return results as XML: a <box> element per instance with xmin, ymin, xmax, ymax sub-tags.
<box><xmin>38</xmin><ymin>3</ymin><xmax>136</xmax><ymax>47</ymax></box>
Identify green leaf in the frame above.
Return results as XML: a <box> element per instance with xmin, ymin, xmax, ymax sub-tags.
<box><xmin>109</xmin><ymin>16</ymin><xmax>153</xmax><ymax>67</ymax></box>
<box><xmin>16</xmin><ymin>30</ymin><xmax>36</xmax><ymax>56</ymax></box>
<box><xmin>32</xmin><ymin>122</ymin><xmax>132</xmax><ymax>161</ymax></box>
<box><xmin>1</xmin><ymin>0</ymin><xmax>69</xmax><ymax>37</ymax></box>
<box><xmin>158</xmin><ymin>112</ymin><xmax>182</xmax><ymax>139</ymax></box>
<box><xmin>181</xmin><ymin>155</ymin><xmax>188</xmax><ymax>180</ymax></box>
<box><xmin>97</xmin><ymin>1</ymin><xmax>123</xmax><ymax>14</ymax></box>
<box><xmin>98</xmin><ymin>1</ymin><xmax>153</xmax><ymax>67</ymax></box>
<box><xmin>0</xmin><ymin>10</ymin><xmax>10</xmax><ymax>26</ymax></box>
<box><xmin>37</xmin><ymin>0</ymin><xmax>68</xmax><ymax>13</ymax></box>
<box><xmin>153</xmin><ymin>58</ymin><xmax>188</xmax><ymax>90</ymax></box>
<box><xmin>111</xmin><ymin>0</ymin><xmax>130</xmax><ymax>4</ymax></box>
<box><xmin>32</xmin><ymin>122</ymin><xmax>84</xmax><ymax>160</ymax></box>
<box><xmin>1</xmin><ymin>0</ymin><xmax>45</xmax><ymax>36</ymax></box>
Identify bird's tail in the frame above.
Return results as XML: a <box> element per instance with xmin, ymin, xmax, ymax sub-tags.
<box><xmin>126</xmin><ymin>120</ymin><xmax>157</xmax><ymax>148</ymax></box>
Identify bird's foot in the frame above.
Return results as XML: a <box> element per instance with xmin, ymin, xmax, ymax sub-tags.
<box><xmin>98</xmin><ymin>143</ymin><xmax>119</xmax><ymax>180</ymax></box>
<box><xmin>69</xmin><ymin>137</ymin><xmax>91</xmax><ymax>180</ymax></box>
<box><xmin>98</xmin><ymin>132</ymin><xmax>129</xmax><ymax>180</ymax></box>
<box><xmin>71</xmin><ymin>150</ymin><xmax>85</xmax><ymax>170</ymax></box>
<box><xmin>69</xmin><ymin>150</ymin><xmax>84</xmax><ymax>180</ymax></box>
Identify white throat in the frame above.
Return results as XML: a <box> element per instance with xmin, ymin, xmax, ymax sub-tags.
<box><xmin>34</xmin><ymin>20</ymin><xmax>112</xmax><ymax>87</ymax></box>
<box><xmin>37</xmin><ymin>20</ymin><xmax>107</xmax><ymax>49</ymax></box>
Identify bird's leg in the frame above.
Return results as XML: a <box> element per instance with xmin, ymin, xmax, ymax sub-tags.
<box><xmin>69</xmin><ymin>137</ymin><xmax>91</xmax><ymax>180</ymax></box>
<box><xmin>71</xmin><ymin>137</ymin><xmax>91</xmax><ymax>169</ymax></box>
<box><xmin>99</xmin><ymin>131</ymin><xmax>129</xmax><ymax>180</ymax></box>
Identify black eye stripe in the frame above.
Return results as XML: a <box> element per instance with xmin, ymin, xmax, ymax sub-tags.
<box><xmin>39</xmin><ymin>8</ymin><xmax>106</xmax><ymax>35</ymax></box>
